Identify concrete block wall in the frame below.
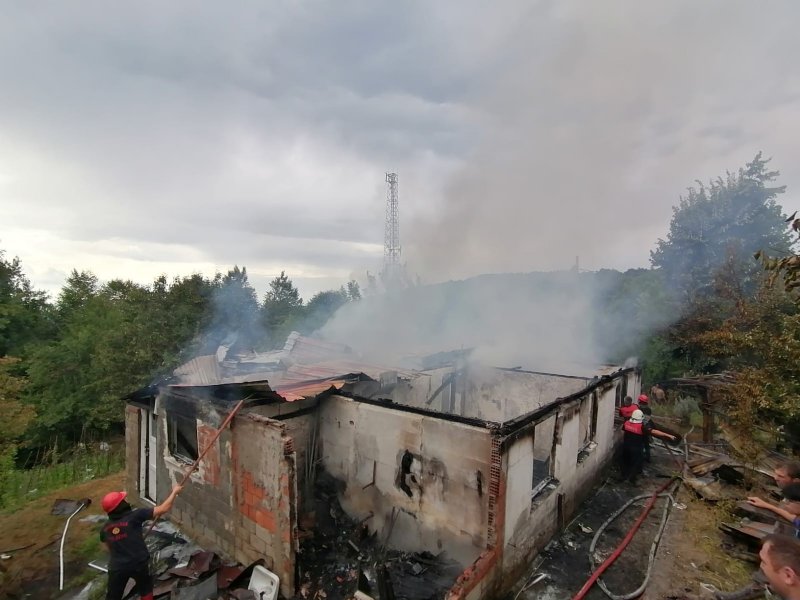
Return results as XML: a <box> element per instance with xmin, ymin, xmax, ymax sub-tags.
<box><xmin>157</xmin><ymin>417</ymin><xmax>237</xmax><ymax>560</ymax></box>
<box><xmin>133</xmin><ymin>399</ymin><xmax>298</xmax><ymax>599</ymax></box>
<box><xmin>280</xmin><ymin>411</ymin><xmax>316</xmax><ymax>509</ymax></box>
<box><xmin>232</xmin><ymin>415</ymin><xmax>295</xmax><ymax>597</ymax></box>
<box><xmin>124</xmin><ymin>405</ymin><xmax>141</xmax><ymax>501</ymax></box>
<box><xmin>497</xmin><ymin>376</ymin><xmax>635</xmax><ymax>593</ymax></box>
<box><xmin>502</xmin><ymin>434</ymin><xmax>535</xmax><ymax>547</ymax></box>
<box><xmin>318</xmin><ymin>394</ymin><xmax>492</xmax><ymax>566</ymax></box>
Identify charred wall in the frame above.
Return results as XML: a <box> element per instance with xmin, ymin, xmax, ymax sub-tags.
<box><xmin>317</xmin><ymin>394</ymin><xmax>492</xmax><ymax>566</ymax></box>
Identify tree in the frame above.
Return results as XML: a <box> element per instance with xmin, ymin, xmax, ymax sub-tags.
<box><xmin>0</xmin><ymin>250</ymin><xmax>52</xmax><ymax>356</ymax></box>
<box><xmin>651</xmin><ymin>153</ymin><xmax>792</xmax><ymax>302</ymax></box>
<box><xmin>207</xmin><ymin>266</ymin><xmax>262</xmax><ymax>351</ymax></box>
<box><xmin>675</xmin><ymin>280</ymin><xmax>800</xmax><ymax>448</ymax></box>
<box><xmin>346</xmin><ymin>280</ymin><xmax>362</xmax><ymax>301</ymax></box>
<box><xmin>25</xmin><ymin>289</ymin><xmax>129</xmax><ymax>441</ymax></box>
<box><xmin>57</xmin><ymin>270</ymin><xmax>99</xmax><ymax>320</ymax></box>
<box><xmin>757</xmin><ymin>213</ymin><xmax>800</xmax><ymax>296</ymax></box>
<box><xmin>592</xmin><ymin>268</ymin><xmax>679</xmax><ymax>364</ymax></box>
<box><xmin>302</xmin><ymin>289</ymin><xmax>349</xmax><ymax>333</ymax></box>
<box><xmin>262</xmin><ymin>271</ymin><xmax>303</xmax><ymax>345</ymax></box>
<box><xmin>0</xmin><ymin>357</ymin><xmax>34</xmax><ymax>467</ymax></box>
<box><xmin>24</xmin><ymin>272</ymin><xmax>219</xmax><ymax>443</ymax></box>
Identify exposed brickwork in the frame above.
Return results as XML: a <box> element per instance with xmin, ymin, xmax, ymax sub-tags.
<box><xmin>486</xmin><ymin>434</ymin><xmax>503</xmax><ymax>548</ymax></box>
<box><xmin>445</xmin><ymin>547</ymin><xmax>500</xmax><ymax>600</ymax></box>
<box><xmin>240</xmin><ymin>469</ymin><xmax>278</xmax><ymax>533</ymax></box>
<box><xmin>196</xmin><ymin>424</ymin><xmax>221</xmax><ymax>485</ymax></box>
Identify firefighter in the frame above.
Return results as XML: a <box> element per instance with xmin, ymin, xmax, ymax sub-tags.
<box><xmin>637</xmin><ymin>394</ymin><xmax>653</xmax><ymax>462</ymax></box>
<box><xmin>100</xmin><ymin>484</ymin><xmax>182</xmax><ymax>600</ymax></box>
<box><xmin>619</xmin><ymin>396</ymin><xmax>637</xmax><ymax>419</ymax></box>
<box><xmin>620</xmin><ymin>409</ymin><xmax>676</xmax><ymax>483</ymax></box>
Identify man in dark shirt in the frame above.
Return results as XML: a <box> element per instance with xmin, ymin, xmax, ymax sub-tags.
<box><xmin>100</xmin><ymin>484</ymin><xmax>182</xmax><ymax>600</ymax></box>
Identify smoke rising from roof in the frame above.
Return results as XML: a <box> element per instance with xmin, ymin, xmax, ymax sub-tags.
<box><xmin>318</xmin><ymin>271</ymin><xmax>664</xmax><ymax>371</ymax></box>
<box><xmin>317</xmin><ymin>1</ymin><xmax>800</xmax><ymax>369</ymax></box>
<box><xmin>405</xmin><ymin>0</ymin><xmax>800</xmax><ymax>281</ymax></box>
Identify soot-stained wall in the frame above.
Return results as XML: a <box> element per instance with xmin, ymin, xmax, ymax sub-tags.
<box><xmin>318</xmin><ymin>394</ymin><xmax>492</xmax><ymax>566</ymax></box>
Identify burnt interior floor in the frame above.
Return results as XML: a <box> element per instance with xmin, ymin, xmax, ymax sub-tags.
<box><xmin>294</xmin><ymin>471</ymin><xmax>463</xmax><ymax>600</ymax></box>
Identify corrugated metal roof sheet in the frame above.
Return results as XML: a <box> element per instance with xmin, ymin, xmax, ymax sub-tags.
<box><xmin>278</xmin><ymin>359</ymin><xmax>417</xmax><ymax>385</ymax></box>
<box><xmin>283</xmin><ymin>332</ymin><xmax>353</xmax><ymax>365</ymax></box>
<box><xmin>274</xmin><ymin>379</ymin><xmax>350</xmax><ymax>402</ymax></box>
<box><xmin>173</xmin><ymin>356</ymin><xmax>221</xmax><ymax>385</ymax></box>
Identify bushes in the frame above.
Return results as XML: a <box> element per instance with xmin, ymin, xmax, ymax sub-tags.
<box><xmin>0</xmin><ymin>444</ymin><xmax>124</xmax><ymax>511</ymax></box>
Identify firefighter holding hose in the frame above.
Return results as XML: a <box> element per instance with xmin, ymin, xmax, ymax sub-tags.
<box><xmin>620</xmin><ymin>409</ymin><xmax>676</xmax><ymax>484</ymax></box>
<box><xmin>100</xmin><ymin>484</ymin><xmax>183</xmax><ymax>600</ymax></box>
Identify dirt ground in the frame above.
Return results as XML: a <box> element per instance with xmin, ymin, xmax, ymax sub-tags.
<box><xmin>510</xmin><ymin>444</ymin><xmax>755</xmax><ymax>600</ymax></box>
<box><xmin>0</xmin><ymin>470</ymin><xmax>124</xmax><ymax>598</ymax></box>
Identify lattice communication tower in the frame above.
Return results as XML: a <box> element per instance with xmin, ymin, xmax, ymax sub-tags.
<box><xmin>383</xmin><ymin>172</ymin><xmax>401</xmax><ymax>277</ymax></box>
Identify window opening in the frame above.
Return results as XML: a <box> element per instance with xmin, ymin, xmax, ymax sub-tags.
<box><xmin>532</xmin><ymin>414</ymin><xmax>556</xmax><ymax>497</ymax></box>
<box><xmin>168</xmin><ymin>414</ymin><xmax>198</xmax><ymax>462</ymax></box>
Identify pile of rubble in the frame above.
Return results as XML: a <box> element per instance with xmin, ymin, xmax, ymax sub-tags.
<box><xmin>295</xmin><ymin>472</ymin><xmax>463</xmax><ymax>600</ymax></box>
<box><xmin>83</xmin><ymin>521</ymin><xmax>270</xmax><ymax>600</ymax></box>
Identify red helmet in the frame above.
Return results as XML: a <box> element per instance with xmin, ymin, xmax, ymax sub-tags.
<box><xmin>637</xmin><ymin>394</ymin><xmax>649</xmax><ymax>404</ymax></box>
<box><xmin>101</xmin><ymin>491</ymin><xmax>127</xmax><ymax>513</ymax></box>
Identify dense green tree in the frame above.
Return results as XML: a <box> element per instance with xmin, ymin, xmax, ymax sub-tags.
<box><xmin>262</xmin><ymin>271</ymin><xmax>303</xmax><ymax>345</ymax></box>
<box><xmin>24</xmin><ymin>272</ymin><xmax>218</xmax><ymax>443</ymax></box>
<box><xmin>57</xmin><ymin>270</ymin><xmax>99</xmax><ymax>320</ymax></box>
<box><xmin>25</xmin><ymin>288</ymin><xmax>128</xmax><ymax>441</ymax></box>
<box><xmin>651</xmin><ymin>153</ymin><xmax>792</xmax><ymax>301</ymax></box>
<box><xmin>0</xmin><ymin>357</ymin><xmax>34</xmax><ymax>466</ymax></box>
<box><xmin>208</xmin><ymin>266</ymin><xmax>262</xmax><ymax>350</ymax></box>
<box><xmin>0</xmin><ymin>250</ymin><xmax>52</xmax><ymax>356</ymax></box>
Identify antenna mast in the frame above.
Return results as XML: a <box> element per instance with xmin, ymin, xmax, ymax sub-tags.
<box><xmin>383</xmin><ymin>172</ymin><xmax>401</xmax><ymax>283</ymax></box>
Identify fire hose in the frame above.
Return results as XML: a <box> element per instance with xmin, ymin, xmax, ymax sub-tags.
<box><xmin>571</xmin><ymin>477</ymin><xmax>679</xmax><ymax>600</ymax></box>
<box><xmin>59</xmin><ymin>498</ymin><xmax>91</xmax><ymax>590</ymax></box>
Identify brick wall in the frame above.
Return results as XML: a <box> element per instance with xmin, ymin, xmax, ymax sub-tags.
<box><xmin>149</xmin><ymin>403</ymin><xmax>297</xmax><ymax>598</ymax></box>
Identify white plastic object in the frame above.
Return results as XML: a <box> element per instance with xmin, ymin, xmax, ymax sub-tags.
<box><xmin>248</xmin><ymin>565</ymin><xmax>279</xmax><ymax>600</ymax></box>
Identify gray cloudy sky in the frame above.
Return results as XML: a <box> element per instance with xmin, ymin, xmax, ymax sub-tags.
<box><xmin>2</xmin><ymin>1</ymin><xmax>799</xmax><ymax>300</ymax></box>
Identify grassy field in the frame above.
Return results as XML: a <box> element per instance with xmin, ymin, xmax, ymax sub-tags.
<box><xmin>0</xmin><ymin>470</ymin><xmax>124</xmax><ymax>598</ymax></box>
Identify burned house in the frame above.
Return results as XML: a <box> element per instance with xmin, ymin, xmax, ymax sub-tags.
<box><xmin>124</xmin><ymin>333</ymin><xmax>639</xmax><ymax>599</ymax></box>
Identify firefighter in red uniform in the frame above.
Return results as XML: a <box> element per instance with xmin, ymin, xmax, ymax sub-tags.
<box><xmin>100</xmin><ymin>484</ymin><xmax>182</xmax><ymax>600</ymax></box>
<box><xmin>619</xmin><ymin>396</ymin><xmax>637</xmax><ymax>419</ymax></box>
<box><xmin>621</xmin><ymin>410</ymin><xmax>676</xmax><ymax>483</ymax></box>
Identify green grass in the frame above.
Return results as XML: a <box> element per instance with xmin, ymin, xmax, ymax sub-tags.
<box><xmin>0</xmin><ymin>448</ymin><xmax>124</xmax><ymax>511</ymax></box>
